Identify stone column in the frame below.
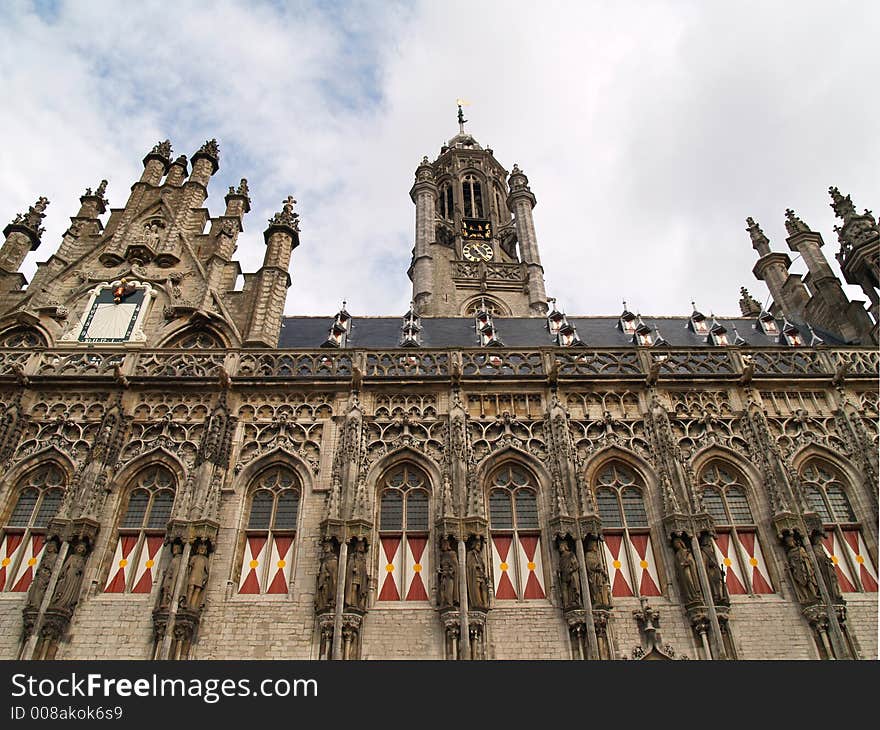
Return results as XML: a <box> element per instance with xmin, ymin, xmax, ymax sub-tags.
<box><xmin>409</xmin><ymin>157</ymin><xmax>437</xmax><ymax>314</ymax></box>
<box><xmin>507</xmin><ymin>165</ymin><xmax>547</xmax><ymax>315</ymax></box>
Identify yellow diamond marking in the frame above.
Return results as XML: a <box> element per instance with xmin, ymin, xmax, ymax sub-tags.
<box><xmin>1</xmin><ymin>558</ymin><xmax>9</xmax><ymax>567</ymax></box>
<box><xmin>119</xmin><ymin>559</ymin><xmax>128</xmax><ymax>568</ymax></box>
<box><xmin>413</xmin><ymin>563</ymin><xmax>422</xmax><ymax>573</ymax></box>
<box><xmin>277</xmin><ymin>559</ymin><xmax>286</xmax><ymax>569</ymax></box>
<box><xmin>612</xmin><ymin>560</ymin><xmax>621</xmax><ymax>570</ymax></box>
<box><xmin>831</xmin><ymin>555</ymin><xmax>839</xmax><ymax>565</ymax></box>
<box><xmin>500</xmin><ymin>562</ymin><xmax>509</xmax><ymax>572</ymax></box>
<box><xmin>527</xmin><ymin>561</ymin><xmax>536</xmax><ymax>571</ymax></box>
<box><xmin>385</xmin><ymin>563</ymin><xmax>394</xmax><ymax>572</ymax></box>
<box><xmin>856</xmin><ymin>555</ymin><xmax>864</xmax><ymax>564</ymax></box>
<box><xmin>749</xmin><ymin>557</ymin><xmax>758</xmax><ymax>567</ymax></box>
<box><xmin>249</xmin><ymin>559</ymin><xmax>259</xmax><ymax>569</ymax></box>
<box><xmin>145</xmin><ymin>559</ymin><xmax>154</xmax><ymax>569</ymax></box>
<box><xmin>723</xmin><ymin>557</ymin><xmax>732</xmax><ymax>566</ymax></box>
<box><xmin>28</xmin><ymin>557</ymin><xmax>37</xmax><ymax>566</ymax></box>
<box><xmin>639</xmin><ymin>560</ymin><xmax>648</xmax><ymax>569</ymax></box>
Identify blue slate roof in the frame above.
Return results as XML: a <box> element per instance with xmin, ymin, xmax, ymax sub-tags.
<box><xmin>278</xmin><ymin>316</ymin><xmax>842</xmax><ymax>349</ymax></box>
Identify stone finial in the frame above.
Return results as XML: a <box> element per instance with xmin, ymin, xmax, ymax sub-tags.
<box><xmin>828</xmin><ymin>186</ymin><xmax>856</xmax><ymax>222</ymax></box>
<box><xmin>268</xmin><ymin>196</ymin><xmax>300</xmax><ymax>230</ymax></box>
<box><xmin>197</xmin><ymin>138</ymin><xmax>220</xmax><ymax>158</ymax></box>
<box><xmin>150</xmin><ymin>139</ymin><xmax>173</xmax><ymax>160</ymax></box>
<box><xmin>738</xmin><ymin>287</ymin><xmax>762</xmax><ymax>317</ymax></box>
<box><xmin>172</xmin><ymin>154</ymin><xmax>188</xmax><ymax>168</ymax></box>
<box><xmin>746</xmin><ymin>216</ymin><xmax>770</xmax><ymax>254</ymax></box>
<box><xmin>11</xmin><ymin>196</ymin><xmax>50</xmax><ymax>239</ymax></box>
<box><xmin>236</xmin><ymin>178</ymin><xmax>249</xmax><ymax>197</ymax></box>
<box><xmin>784</xmin><ymin>208</ymin><xmax>811</xmax><ymax>236</ymax></box>
<box><xmin>82</xmin><ymin>179</ymin><xmax>109</xmax><ymax>208</ymax></box>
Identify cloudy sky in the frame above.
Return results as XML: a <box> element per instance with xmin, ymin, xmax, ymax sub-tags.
<box><xmin>1</xmin><ymin>0</ymin><xmax>877</xmax><ymax>319</ymax></box>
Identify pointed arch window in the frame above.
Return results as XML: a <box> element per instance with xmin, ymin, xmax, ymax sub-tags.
<box><xmin>801</xmin><ymin>460</ymin><xmax>877</xmax><ymax>593</ymax></box>
<box><xmin>462</xmin><ymin>174</ymin><xmax>484</xmax><ymax>218</ymax></box>
<box><xmin>700</xmin><ymin>462</ymin><xmax>773</xmax><ymax>595</ymax></box>
<box><xmin>488</xmin><ymin>465</ymin><xmax>545</xmax><ymax>600</ymax></box>
<box><xmin>238</xmin><ymin>466</ymin><xmax>301</xmax><ymax>595</ymax></box>
<box><xmin>0</xmin><ymin>327</ymin><xmax>46</xmax><ymax>348</ymax></box>
<box><xmin>0</xmin><ymin>464</ymin><xmax>66</xmax><ymax>593</ymax></box>
<box><xmin>593</xmin><ymin>463</ymin><xmax>661</xmax><ymax>598</ymax></box>
<box><xmin>164</xmin><ymin>329</ymin><xmax>224</xmax><ymax>349</ymax></box>
<box><xmin>104</xmin><ymin>466</ymin><xmax>175</xmax><ymax>594</ymax></box>
<box><xmin>439</xmin><ymin>182</ymin><xmax>454</xmax><ymax>221</ymax></box>
<box><xmin>377</xmin><ymin>464</ymin><xmax>430</xmax><ymax>602</ymax></box>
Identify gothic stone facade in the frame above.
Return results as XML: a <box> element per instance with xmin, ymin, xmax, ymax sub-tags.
<box><xmin>0</xmin><ymin>131</ymin><xmax>877</xmax><ymax>661</ymax></box>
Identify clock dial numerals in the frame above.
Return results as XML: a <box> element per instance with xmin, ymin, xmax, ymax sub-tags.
<box><xmin>463</xmin><ymin>242</ymin><xmax>493</xmax><ymax>262</ymax></box>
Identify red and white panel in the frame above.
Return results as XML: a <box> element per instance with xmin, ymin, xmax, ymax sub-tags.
<box><xmin>491</xmin><ymin>534</ymin><xmax>518</xmax><ymax>600</ymax></box>
<box><xmin>238</xmin><ymin>534</ymin><xmax>268</xmax><ymax>594</ymax></box>
<box><xmin>0</xmin><ymin>531</ymin><xmax>25</xmax><ymax>591</ymax></box>
<box><xmin>822</xmin><ymin>532</ymin><xmax>857</xmax><ymax>593</ymax></box>
<box><xmin>131</xmin><ymin>537</ymin><xmax>164</xmax><ymax>594</ymax></box>
<box><xmin>377</xmin><ymin>535</ymin><xmax>403</xmax><ymax>601</ymax></box>
<box><xmin>841</xmin><ymin>529</ymin><xmax>878</xmax><ymax>592</ymax></box>
<box><xmin>628</xmin><ymin>533</ymin><xmax>661</xmax><ymax>597</ymax></box>
<box><xmin>104</xmin><ymin>535</ymin><xmax>139</xmax><ymax>593</ymax></box>
<box><xmin>603</xmin><ymin>533</ymin><xmax>634</xmax><ymax>598</ymax></box>
<box><xmin>404</xmin><ymin>536</ymin><xmax>429</xmax><ymax>601</ymax></box>
<box><xmin>517</xmin><ymin>534</ymin><xmax>545</xmax><ymax>600</ymax></box>
<box><xmin>712</xmin><ymin>532</ymin><xmax>747</xmax><ymax>595</ymax></box>
<box><xmin>266</xmin><ymin>536</ymin><xmax>294</xmax><ymax>595</ymax></box>
<box><xmin>736</xmin><ymin>531</ymin><xmax>773</xmax><ymax>594</ymax></box>
<box><xmin>11</xmin><ymin>534</ymin><xmax>46</xmax><ymax>593</ymax></box>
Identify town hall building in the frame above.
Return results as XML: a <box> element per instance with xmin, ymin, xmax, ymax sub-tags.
<box><xmin>0</xmin><ymin>112</ymin><xmax>876</xmax><ymax>660</ymax></box>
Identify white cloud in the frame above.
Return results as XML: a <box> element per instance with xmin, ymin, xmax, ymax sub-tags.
<box><xmin>1</xmin><ymin>0</ymin><xmax>876</xmax><ymax>320</ymax></box>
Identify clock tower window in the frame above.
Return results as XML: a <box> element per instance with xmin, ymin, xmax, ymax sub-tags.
<box><xmin>462</xmin><ymin>175</ymin><xmax>484</xmax><ymax>218</ymax></box>
<box><xmin>439</xmin><ymin>183</ymin><xmax>454</xmax><ymax>221</ymax></box>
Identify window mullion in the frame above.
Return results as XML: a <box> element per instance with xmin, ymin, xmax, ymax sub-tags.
<box><xmin>125</xmin><ymin>532</ymin><xmax>147</xmax><ymax>593</ymax></box>
<box><xmin>729</xmin><ymin>526</ymin><xmax>754</xmax><ymax>595</ymax></box>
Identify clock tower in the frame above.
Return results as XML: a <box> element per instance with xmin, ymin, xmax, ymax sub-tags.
<box><xmin>408</xmin><ymin>107</ymin><xmax>548</xmax><ymax>317</ymax></box>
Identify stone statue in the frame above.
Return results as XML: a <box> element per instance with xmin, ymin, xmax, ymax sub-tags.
<box><xmin>584</xmin><ymin>538</ymin><xmax>611</xmax><ymax>608</ymax></box>
<box><xmin>184</xmin><ymin>542</ymin><xmax>210</xmax><ymax>611</ymax></box>
<box><xmin>437</xmin><ymin>537</ymin><xmax>459</xmax><ymax>610</ymax></box>
<box><xmin>159</xmin><ymin>542</ymin><xmax>183</xmax><ymax>609</ymax></box>
<box><xmin>812</xmin><ymin>539</ymin><xmax>843</xmax><ymax>603</ymax></box>
<box><xmin>556</xmin><ymin>540</ymin><xmax>581</xmax><ymax>609</ymax></box>
<box><xmin>315</xmin><ymin>539</ymin><xmax>338</xmax><ymax>613</ymax></box>
<box><xmin>48</xmin><ymin>540</ymin><xmax>88</xmax><ymax>612</ymax></box>
<box><xmin>672</xmin><ymin>536</ymin><xmax>701</xmax><ymax>604</ymax></box>
<box><xmin>465</xmin><ymin>536</ymin><xmax>489</xmax><ymax>610</ymax></box>
<box><xmin>699</xmin><ymin>534</ymin><xmax>728</xmax><ymax>605</ymax></box>
<box><xmin>344</xmin><ymin>538</ymin><xmax>368</xmax><ymax>610</ymax></box>
<box><xmin>26</xmin><ymin>540</ymin><xmax>59</xmax><ymax>610</ymax></box>
<box><xmin>784</xmin><ymin>534</ymin><xmax>819</xmax><ymax>604</ymax></box>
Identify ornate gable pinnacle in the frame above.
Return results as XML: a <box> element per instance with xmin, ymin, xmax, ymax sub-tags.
<box><xmin>81</xmin><ymin>179</ymin><xmax>109</xmax><ymax>212</ymax></box>
<box><xmin>268</xmin><ymin>195</ymin><xmax>300</xmax><ymax>231</ymax></box>
<box><xmin>739</xmin><ymin>287</ymin><xmax>762</xmax><ymax>317</ymax></box>
<box><xmin>784</xmin><ymin>208</ymin><xmax>811</xmax><ymax>236</ymax></box>
<box><xmin>745</xmin><ymin>216</ymin><xmax>770</xmax><ymax>252</ymax></box>
<box><xmin>150</xmin><ymin>139</ymin><xmax>173</xmax><ymax>161</ymax></box>
<box><xmin>193</xmin><ymin>138</ymin><xmax>220</xmax><ymax>174</ymax></box>
<box><xmin>7</xmin><ymin>196</ymin><xmax>49</xmax><ymax>244</ymax></box>
<box><xmin>828</xmin><ymin>186</ymin><xmax>855</xmax><ymax>222</ymax></box>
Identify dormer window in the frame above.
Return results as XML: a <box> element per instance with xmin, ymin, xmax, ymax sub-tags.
<box><xmin>708</xmin><ymin>320</ymin><xmax>729</xmax><ymax>346</ymax></box>
<box><xmin>322</xmin><ymin>303</ymin><xmax>351</xmax><ymax>348</ymax></box>
<box><xmin>757</xmin><ymin>311</ymin><xmax>779</xmax><ymax>336</ymax></box>
<box><xmin>462</xmin><ymin>175</ymin><xmax>484</xmax><ymax>218</ymax></box>
<box><xmin>546</xmin><ymin>299</ymin><xmax>566</xmax><ymax>336</ymax></box>
<box><xmin>557</xmin><ymin>322</ymin><xmax>584</xmax><ymax>347</ymax></box>
<box><xmin>691</xmin><ymin>315</ymin><xmax>708</xmax><ymax>334</ymax></box>
<box><xmin>780</xmin><ymin>320</ymin><xmax>803</xmax><ymax>346</ymax></box>
<box><xmin>618</xmin><ymin>304</ymin><xmax>637</xmax><ymax>335</ymax></box>
<box><xmin>439</xmin><ymin>183</ymin><xmax>454</xmax><ymax>221</ymax></box>
<box><xmin>636</xmin><ymin>330</ymin><xmax>654</xmax><ymax>347</ymax></box>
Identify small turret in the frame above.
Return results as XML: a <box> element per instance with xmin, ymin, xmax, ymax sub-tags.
<box><xmin>0</xmin><ymin>196</ymin><xmax>49</xmax><ymax>274</ymax></box>
<box><xmin>141</xmin><ymin>140</ymin><xmax>172</xmax><ymax>185</ymax></box>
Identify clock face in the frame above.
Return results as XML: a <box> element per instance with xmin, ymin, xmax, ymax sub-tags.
<box><xmin>78</xmin><ymin>286</ymin><xmax>146</xmax><ymax>343</ymax></box>
<box><xmin>463</xmin><ymin>242</ymin><xmax>493</xmax><ymax>262</ymax></box>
